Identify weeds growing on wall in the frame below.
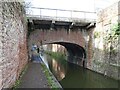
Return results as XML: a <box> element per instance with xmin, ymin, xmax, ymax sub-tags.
<box><xmin>103</xmin><ymin>23</ymin><xmax>120</xmax><ymax>71</ymax></box>
<box><xmin>93</xmin><ymin>23</ymin><xmax>120</xmax><ymax>78</ymax></box>
<box><xmin>104</xmin><ymin>23</ymin><xmax>120</xmax><ymax>53</ymax></box>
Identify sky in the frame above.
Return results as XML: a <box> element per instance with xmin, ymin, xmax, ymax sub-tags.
<box><xmin>26</xmin><ymin>0</ymin><xmax>119</xmax><ymax>12</ymax></box>
<box><xmin>25</xmin><ymin>0</ymin><xmax>119</xmax><ymax>19</ymax></box>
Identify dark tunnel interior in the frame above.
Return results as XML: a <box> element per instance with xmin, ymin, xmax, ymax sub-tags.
<box><xmin>46</xmin><ymin>42</ymin><xmax>86</xmax><ymax>62</ymax></box>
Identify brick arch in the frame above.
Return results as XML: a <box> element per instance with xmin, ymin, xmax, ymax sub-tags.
<box><xmin>29</xmin><ymin>29</ymin><xmax>86</xmax><ymax>48</ymax></box>
<box><xmin>46</xmin><ymin>41</ymin><xmax>86</xmax><ymax>59</ymax></box>
<box><xmin>28</xmin><ymin>29</ymin><xmax>87</xmax><ymax>67</ymax></box>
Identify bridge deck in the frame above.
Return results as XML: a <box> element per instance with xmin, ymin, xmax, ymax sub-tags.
<box><xmin>26</xmin><ymin>7</ymin><xmax>96</xmax><ymax>29</ymax></box>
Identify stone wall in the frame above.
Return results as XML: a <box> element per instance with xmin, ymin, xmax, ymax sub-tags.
<box><xmin>90</xmin><ymin>1</ymin><xmax>120</xmax><ymax>80</ymax></box>
<box><xmin>0</xmin><ymin>2</ymin><xmax>28</xmax><ymax>88</ymax></box>
<box><xmin>0</xmin><ymin>2</ymin><xmax>3</xmax><ymax>89</ymax></box>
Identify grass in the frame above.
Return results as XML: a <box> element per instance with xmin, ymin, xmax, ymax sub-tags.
<box><xmin>45</xmin><ymin>51</ymin><xmax>66</xmax><ymax>60</ymax></box>
<box><xmin>41</xmin><ymin>63</ymin><xmax>62</xmax><ymax>90</ymax></box>
<box><xmin>45</xmin><ymin>51</ymin><xmax>67</xmax><ymax>66</ymax></box>
<box><xmin>12</xmin><ymin>64</ymin><xmax>28</xmax><ymax>90</ymax></box>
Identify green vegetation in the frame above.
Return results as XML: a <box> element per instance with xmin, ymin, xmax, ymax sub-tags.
<box><xmin>12</xmin><ymin>64</ymin><xmax>28</xmax><ymax>90</ymax></box>
<box><xmin>103</xmin><ymin>23</ymin><xmax>120</xmax><ymax>56</ymax></box>
<box><xmin>45</xmin><ymin>51</ymin><xmax>66</xmax><ymax>60</ymax></box>
<box><xmin>41</xmin><ymin>63</ymin><xmax>61</xmax><ymax>90</ymax></box>
<box><xmin>45</xmin><ymin>51</ymin><xmax>67</xmax><ymax>66</ymax></box>
<box><xmin>106</xmin><ymin>23</ymin><xmax>120</xmax><ymax>43</ymax></box>
<box><xmin>94</xmin><ymin>31</ymin><xmax>101</xmax><ymax>38</ymax></box>
<box><xmin>42</xmin><ymin>51</ymin><xmax>66</xmax><ymax>89</ymax></box>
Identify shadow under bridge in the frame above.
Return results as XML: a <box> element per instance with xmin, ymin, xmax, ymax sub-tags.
<box><xmin>46</xmin><ymin>42</ymin><xmax>86</xmax><ymax>67</ymax></box>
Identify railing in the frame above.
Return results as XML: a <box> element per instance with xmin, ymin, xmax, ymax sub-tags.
<box><xmin>26</xmin><ymin>7</ymin><xmax>96</xmax><ymax>22</ymax></box>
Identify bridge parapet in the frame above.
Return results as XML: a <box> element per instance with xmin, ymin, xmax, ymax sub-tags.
<box><xmin>26</xmin><ymin>7</ymin><xmax>96</xmax><ymax>23</ymax></box>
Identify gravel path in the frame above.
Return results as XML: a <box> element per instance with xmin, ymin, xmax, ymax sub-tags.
<box><xmin>19</xmin><ymin>62</ymin><xmax>50</xmax><ymax>89</ymax></box>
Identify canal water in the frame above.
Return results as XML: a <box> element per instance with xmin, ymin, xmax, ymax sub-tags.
<box><xmin>41</xmin><ymin>53</ymin><xmax>119</xmax><ymax>88</ymax></box>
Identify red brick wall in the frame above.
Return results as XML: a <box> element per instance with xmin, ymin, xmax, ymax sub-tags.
<box><xmin>28</xmin><ymin>29</ymin><xmax>85</xmax><ymax>48</ymax></box>
<box><xmin>0</xmin><ymin>2</ymin><xmax>28</xmax><ymax>88</ymax></box>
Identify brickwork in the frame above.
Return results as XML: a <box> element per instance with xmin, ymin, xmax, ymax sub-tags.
<box><xmin>28</xmin><ymin>1</ymin><xmax>120</xmax><ymax>80</ymax></box>
<box><xmin>0</xmin><ymin>2</ymin><xmax>28</xmax><ymax>88</ymax></box>
<box><xmin>28</xmin><ymin>29</ymin><xmax>85</xmax><ymax>48</ymax></box>
<box><xmin>28</xmin><ymin>29</ymin><xmax>86</xmax><ymax>60</ymax></box>
<box><xmin>0</xmin><ymin>2</ymin><xmax>3</xmax><ymax>89</ymax></box>
<box><xmin>91</xmin><ymin>1</ymin><xmax>120</xmax><ymax>80</ymax></box>
<box><xmin>0</xmin><ymin>0</ymin><xmax>119</xmax><ymax>89</ymax></box>
<box><xmin>87</xmin><ymin>28</ymin><xmax>94</xmax><ymax>68</ymax></box>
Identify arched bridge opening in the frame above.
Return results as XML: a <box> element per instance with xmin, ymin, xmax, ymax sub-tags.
<box><xmin>46</xmin><ymin>42</ymin><xmax>86</xmax><ymax>67</ymax></box>
<box><xmin>27</xmin><ymin>11</ymin><xmax>96</xmax><ymax>68</ymax></box>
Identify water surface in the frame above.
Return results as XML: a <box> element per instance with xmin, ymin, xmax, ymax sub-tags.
<box><xmin>41</xmin><ymin>54</ymin><xmax>119</xmax><ymax>88</ymax></box>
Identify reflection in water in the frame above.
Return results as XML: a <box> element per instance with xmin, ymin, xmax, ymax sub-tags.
<box><xmin>43</xmin><ymin>53</ymin><xmax>118</xmax><ymax>88</ymax></box>
<box><xmin>40</xmin><ymin>44</ymin><xmax>118</xmax><ymax>88</ymax></box>
<box><xmin>51</xmin><ymin>58</ymin><xmax>65</xmax><ymax>81</ymax></box>
<box><xmin>61</xmin><ymin>62</ymin><xmax>118</xmax><ymax>88</ymax></box>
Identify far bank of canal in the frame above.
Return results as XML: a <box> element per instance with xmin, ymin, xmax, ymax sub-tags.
<box><xmin>41</xmin><ymin>52</ymin><xmax>119</xmax><ymax>88</ymax></box>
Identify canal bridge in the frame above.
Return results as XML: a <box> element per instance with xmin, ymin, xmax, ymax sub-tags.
<box><xmin>1</xmin><ymin>2</ymin><xmax>119</xmax><ymax>89</ymax></box>
<box><xmin>27</xmin><ymin>7</ymin><xmax>96</xmax><ymax>67</ymax></box>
